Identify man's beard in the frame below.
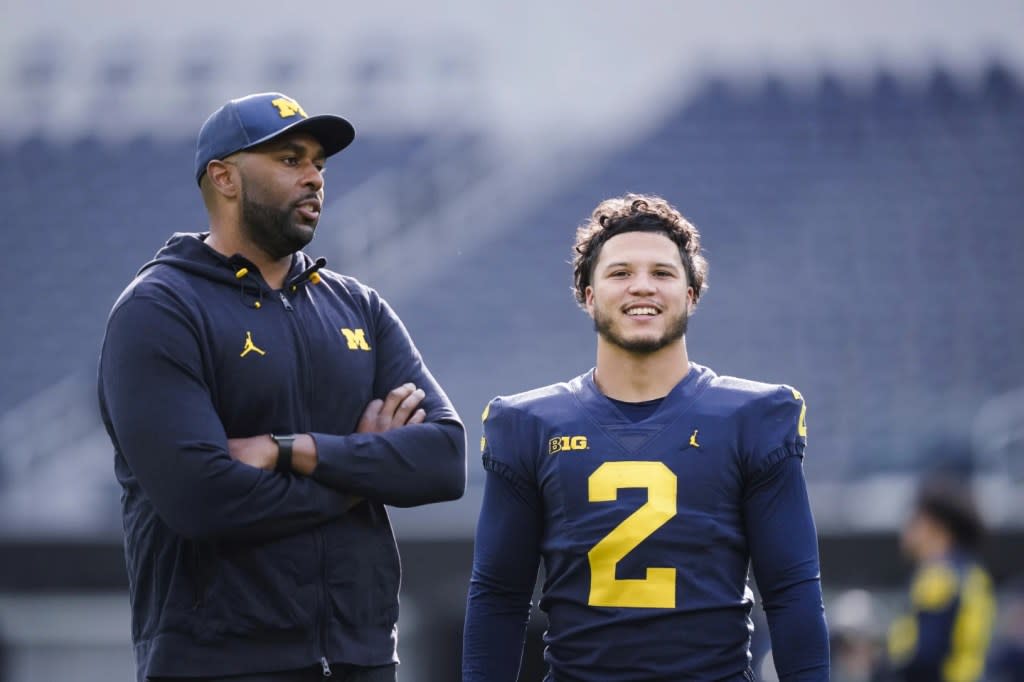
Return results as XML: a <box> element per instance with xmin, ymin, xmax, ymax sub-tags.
<box><xmin>592</xmin><ymin>305</ymin><xmax>689</xmax><ymax>354</ymax></box>
<box><xmin>240</xmin><ymin>187</ymin><xmax>314</xmax><ymax>261</ymax></box>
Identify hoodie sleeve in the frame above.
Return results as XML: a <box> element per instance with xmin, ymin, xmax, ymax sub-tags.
<box><xmin>99</xmin><ymin>291</ymin><xmax>357</xmax><ymax>542</ymax></box>
<box><xmin>310</xmin><ymin>295</ymin><xmax>467</xmax><ymax>507</ymax></box>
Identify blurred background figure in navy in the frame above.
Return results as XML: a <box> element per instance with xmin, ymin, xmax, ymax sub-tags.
<box><xmin>878</xmin><ymin>477</ymin><xmax>995</xmax><ymax>681</ymax></box>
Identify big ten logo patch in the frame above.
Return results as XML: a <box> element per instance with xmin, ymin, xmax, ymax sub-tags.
<box><xmin>549</xmin><ymin>435</ymin><xmax>588</xmax><ymax>455</ymax></box>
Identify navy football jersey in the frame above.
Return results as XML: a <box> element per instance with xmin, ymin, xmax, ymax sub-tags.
<box><xmin>475</xmin><ymin>363</ymin><xmax>816</xmax><ymax>680</ymax></box>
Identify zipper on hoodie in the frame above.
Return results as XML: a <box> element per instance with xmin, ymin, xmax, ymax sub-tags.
<box><xmin>308</xmin><ymin>327</ymin><xmax>331</xmax><ymax>675</ymax></box>
<box><xmin>280</xmin><ymin>283</ymin><xmax>332</xmax><ymax>674</ymax></box>
<box><xmin>316</xmin><ymin>527</ymin><xmax>332</xmax><ymax>677</ymax></box>
<box><xmin>278</xmin><ymin>291</ymin><xmax>293</xmax><ymax>311</ymax></box>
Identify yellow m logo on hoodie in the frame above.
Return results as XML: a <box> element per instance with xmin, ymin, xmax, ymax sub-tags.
<box><xmin>340</xmin><ymin>328</ymin><xmax>371</xmax><ymax>351</ymax></box>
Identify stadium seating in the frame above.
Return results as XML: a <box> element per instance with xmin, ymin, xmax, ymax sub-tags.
<box><xmin>0</xmin><ymin>65</ymin><xmax>1021</xmax><ymax>536</ymax></box>
<box><xmin>389</xmin><ymin>64</ymin><xmax>1024</xmax><ymax>482</ymax></box>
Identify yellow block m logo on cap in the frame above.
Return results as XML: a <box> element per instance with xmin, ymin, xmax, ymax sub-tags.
<box><xmin>341</xmin><ymin>328</ymin><xmax>371</xmax><ymax>351</ymax></box>
<box><xmin>271</xmin><ymin>97</ymin><xmax>308</xmax><ymax>119</ymax></box>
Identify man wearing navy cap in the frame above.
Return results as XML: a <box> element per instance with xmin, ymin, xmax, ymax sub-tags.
<box><xmin>99</xmin><ymin>93</ymin><xmax>467</xmax><ymax>682</ymax></box>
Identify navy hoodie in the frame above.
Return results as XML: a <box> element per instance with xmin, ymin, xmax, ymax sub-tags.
<box><xmin>98</xmin><ymin>233</ymin><xmax>466</xmax><ymax>681</ymax></box>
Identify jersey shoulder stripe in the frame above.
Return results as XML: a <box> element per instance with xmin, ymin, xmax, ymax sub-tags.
<box><xmin>706</xmin><ymin>374</ymin><xmax>809</xmax><ymax>469</ymax></box>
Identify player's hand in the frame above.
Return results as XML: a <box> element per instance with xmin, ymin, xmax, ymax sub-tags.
<box><xmin>227</xmin><ymin>435</ymin><xmax>277</xmax><ymax>471</ymax></box>
<box><xmin>357</xmin><ymin>382</ymin><xmax>427</xmax><ymax>434</ymax></box>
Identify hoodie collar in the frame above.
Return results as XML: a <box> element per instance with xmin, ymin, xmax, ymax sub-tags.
<box><xmin>139</xmin><ymin>232</ymin><xmax>328</xmax><ymax>308</ymax></box>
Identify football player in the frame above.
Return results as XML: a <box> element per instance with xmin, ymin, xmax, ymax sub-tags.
<box><xmin>463</xmin><ymin>194</ymin><xmax>829</xmax><ymax>681</ymax></box>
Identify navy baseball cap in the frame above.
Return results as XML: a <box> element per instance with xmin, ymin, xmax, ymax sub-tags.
<box><xmin>194</xmin><ymin>92</ymin><xmax>355</xmax><ymax>184</ymax></box>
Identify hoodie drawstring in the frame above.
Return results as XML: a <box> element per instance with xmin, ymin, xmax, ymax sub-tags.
<box><xmin>288</xmin><ymin>257</ymin><xmax>327</xmax><ymax>293</ymax></box>
<box><xmin>234</xmin><ymin>257</ymin><xmax>326</xmax><ymax>305</ymax></box>
<box><xmin>235</xmin><ymin>267</ymin><xmax>264</xmax><ymax>309</ymax></box>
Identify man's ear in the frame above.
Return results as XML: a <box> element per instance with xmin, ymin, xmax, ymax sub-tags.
<box><xmin>206</xmin><ymin>159</ymin><xmax>239</xmax><ymax>199</ymax></box>
<box><xmin>584</xmin><ymin>286</ymin><xmax>596</xmax><ymax>317</ymax></box>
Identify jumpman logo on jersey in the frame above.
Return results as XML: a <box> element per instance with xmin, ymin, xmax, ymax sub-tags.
<box><xmin>240</xmin><ymin>331</ymin><xmax>266</xmax><ymax>357</ymax></box>
<box><xmin>689</xmin><ymin>429</ymin><xmax>700</xmax><ymax>448</ymax></box>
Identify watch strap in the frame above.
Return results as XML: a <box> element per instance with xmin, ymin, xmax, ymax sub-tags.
<box><xmin>271</xmin><ymin>434</ymin><xmax>296</xmax><ymax>473</ymax></box>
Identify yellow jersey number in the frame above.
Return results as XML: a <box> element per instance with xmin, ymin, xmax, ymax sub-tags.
<box><xmin>587</xmin><ymin>461</ymin><xmax>677</xmax><ymax>609</ymax></box>
<box><xmin>791</xmin><ymin>388</ymin><xmax>807</xmax><ymax>438</ymax></box>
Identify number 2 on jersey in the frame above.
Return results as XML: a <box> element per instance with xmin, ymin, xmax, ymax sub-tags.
<box><xmin>587</xmin><ymin>461</ymin><xmax>677</xmax><ymax>609</ymax></box>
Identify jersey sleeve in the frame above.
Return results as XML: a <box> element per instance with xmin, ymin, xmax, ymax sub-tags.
<box><xmin>745</xmin><ymin>456</ymin><xmax>830</xmax><ymax>680</ymax></box>
<box><xmin>743</xmin><ymin>385</ymin><xmax>808</xmax><ymax>477</ymax></box>
<box><xmin>479</xmin><ymin>397</ymin><xmax>536</xmax><ymax>492</ymax></box>
<box><xmin>743</xmin><ymin>385</ymin><xmax>829</xmax><ymax>679</ymax></box>
<box><xmin>463</xmin><ymin>397</ymin><xmax>544</xmax><ymax>682</ymax></box>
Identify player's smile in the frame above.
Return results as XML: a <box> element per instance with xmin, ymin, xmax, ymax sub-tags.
<box><xmin>616</xmin><ymin>302</ymin><xmax>668</xmax><ymax>333</ymax></box>
<box><xmin>622</xmin><ymin>303</ymin><xmax>661</xmax><ymax>320</ymax></box>
<box><xmin>585</xmin><ymin>231</ymin><xmax>693</xmax><ymax>354</ymax></box>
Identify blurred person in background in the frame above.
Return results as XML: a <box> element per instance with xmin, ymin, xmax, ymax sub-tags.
<box><xmin>878</xmin><ymin>477</ymin><xmax>995</xmax><ymax>681</ymax></box>
<box><xmin>462</xmin><ymin>194</ymin><xmax>829</xmax><ymax>681</ymax></box>
<box><xmin>98</xmin><ymin>92</ymin><xmax>466</xmax><ymax>682</ymax></box>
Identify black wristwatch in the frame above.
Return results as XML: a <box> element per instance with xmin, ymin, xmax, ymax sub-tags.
<box><xmin>270</xmin><ymin>434</ymin><xmax>296</xmax><ymax>473</ymax></box>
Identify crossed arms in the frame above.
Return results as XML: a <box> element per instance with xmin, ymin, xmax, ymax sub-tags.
<box><xmin>99</xmin><ymin>291</ymin><xmax>466</xmax><ymax>543</ymax></box>
<box><xmin>227</xmin><ymin>382</ymin><xmax>444</xmax><ymax>495</ymax></box>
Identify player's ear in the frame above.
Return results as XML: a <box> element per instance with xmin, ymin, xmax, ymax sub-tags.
<box><xmin>206</xmin><ymin>159</ymin><xmax>240</xmax><ymax>199</ymax></box>
<box><xmin>584</xmin><ymin>286</ymin><xmax>596</xmax><ymax>316</ymax></box>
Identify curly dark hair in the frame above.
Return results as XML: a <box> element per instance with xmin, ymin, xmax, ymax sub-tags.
<box><xmin>572</xmin><ymin>193</ymin><xmax>708</xmax><ymax>308</ymax></box>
